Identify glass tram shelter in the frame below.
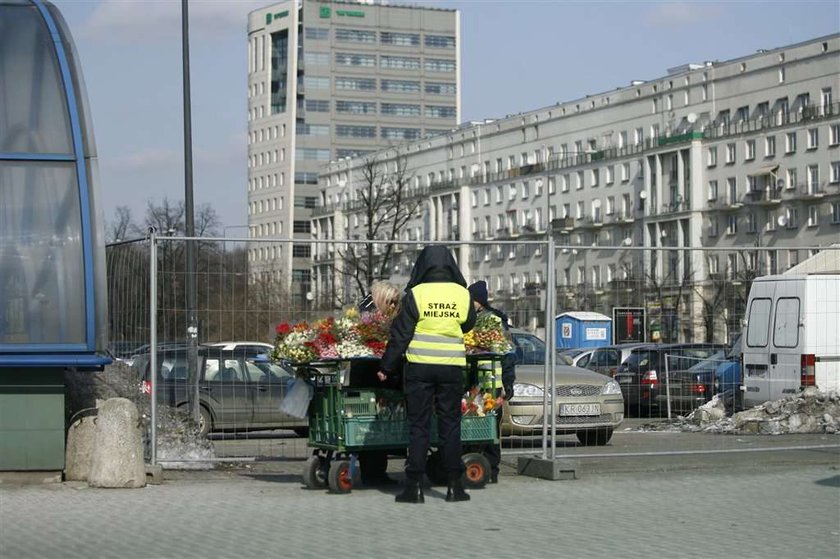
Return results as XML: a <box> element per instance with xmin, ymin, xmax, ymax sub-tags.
<box><xmin>0</xmin><ymin>0</ymin><xmax>110</xmax><ymax>471</ymax></box>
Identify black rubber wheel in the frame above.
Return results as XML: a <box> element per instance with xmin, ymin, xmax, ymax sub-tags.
<box><xmin>302</xmin><ymin>455</ymin><xmax>328</xmax><ymax>489</ymax></box>
<box><xmin>576</xmin><ymin>428</ymin><xmax>613</xmax><ymax>446</ymax></box>
<box><xmin>425</xmin><ymin>451</ymin><xmax>447</xmax><ymax>486</ymax></box>
<box><xmin>328</xmin><ymin>460</ymin><xmax>353</xmax><ymax>494</ymax></box>
<box><xmin>461</xmin><ymin>452</ymin><xmax>491</xmax><ymax>488</ymax></box>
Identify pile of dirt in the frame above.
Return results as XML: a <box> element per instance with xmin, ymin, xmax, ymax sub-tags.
<box><xmin>65</xmin><ymin>361</ymin><xmax>215</xmax><ymax>469</ymax></box>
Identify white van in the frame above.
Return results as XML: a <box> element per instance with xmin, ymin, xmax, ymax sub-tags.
<box><xmin>742</xmin><ymin>274</ymin><xmax>840</xmax><ymax>408</ymax></box>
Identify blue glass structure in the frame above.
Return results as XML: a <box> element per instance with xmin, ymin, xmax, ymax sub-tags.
<box><xmin>0</xmin><ymin>0</ymin><xmax>109</xmax><ymax>369</ymax></box>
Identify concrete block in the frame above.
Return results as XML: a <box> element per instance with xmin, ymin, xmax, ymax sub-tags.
<box><xmin>145</xmin><ymin>463</ymin><xmax>163</xmax><ymax>485</ymax></box>
<box><xmin>65</xmin><ymin>416</ymin><xmax>96</xmax><ymax>481</ymax></box>
<box><xmin>88</xmin><ymin>398</ymin><xmax>146</xmax><ymax>488</ymax></box>
<box><xmin>517</xmin><ymin>455</ymin><xmax>578</xmax><ymax>481</ymax></box>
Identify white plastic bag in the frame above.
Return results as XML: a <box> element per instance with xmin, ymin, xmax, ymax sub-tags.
<box><xmin>281</xmin><ymin>378</ymin><xmax>314</xmax><ymax>419</ymax></box>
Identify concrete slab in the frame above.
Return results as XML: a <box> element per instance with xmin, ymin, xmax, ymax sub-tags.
<box><xmin>0</xmin><ymin>471</ymin><xmax>62</xmax><ymax>485</ymax></box>
<box><xmin>516</xmin><ymin>455</ymin><xmax>577</xmax><ymax>480</ymax></box>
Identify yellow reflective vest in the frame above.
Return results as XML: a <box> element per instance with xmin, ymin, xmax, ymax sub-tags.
<box><xmin>406</xmin><ymin>282</ymin><xmax>471</xmax><ymax>366</ymax></box>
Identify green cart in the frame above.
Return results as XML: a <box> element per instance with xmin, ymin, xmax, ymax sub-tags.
<box><xmin>293</xmin><ymin>355</ymin><xmax>503</xmax><ymax>494</ymax></box>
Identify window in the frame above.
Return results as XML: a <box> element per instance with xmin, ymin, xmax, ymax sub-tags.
<box><xmin>726</xmin><ymin>143</ymin><xmax>736</xmax><ymax>163</ymax></box>
<box><xmin>746</xmin><ymin>212</ymin><xmax>756</xmax><ymax>234</ymax></box>
<box><xmin>379</xmin><ymin>80</ymin><xmax>420</xmax><ymax>93</ymax></box>
<box><xmin>304</xmin><ymin>99</ymin><xmax>329</xmax><ymax>112</ymax></box>
<box><xmin>335</xmin><ymin>77</ymin><xmax>376</xmax><ymax>91</ymax></box>
<box><xmin>521</xmin><ymin>181</ymin><xmax>530</xmax><ymax>199</ymax></box>
<box><xmin>508</xmin><ymin>183</ymin><xmax>517</xmax><ymax>201</ymax></box>
<box><xmin>336</xmin><ymin>125</ymin><xmax>376</xmax><ymax>138</ymax></box>
<box><xmin>296</xmin><ymin>122</ymin><xmax>329</xmax><ymax>136</ymax></box>
<box><xmin>605</xmin><ymin>166</ymin><xmax>614</xmax><ymax>185</ymax></box>
<box><xmin>425</xmin><ymin>106</ymin><xmax>456</xmax><ymax>119</ymax></box>
<box><xmin>807</xmin><ymin>205</ymin><xmax>819</xmax><ymax>227</ymax></box>
<box><xmin>380</xmin><ymin>32</ymin><xmax>419</xmax><ymax>46</ymax></box>
<box><xmin>618</xmin><ymin>132</ymin><xmax>627</xmax><ymax>148</ymax></box>
<box><xmin>425</xmin><ymin>35</ymin><xmax>456</xmax><ymax>48</ymax></box>
<box><xmin>786</xmin><ymin>168</ymin><xmax>797</xmax><ymax>189</ymax></box>
<box><xmin>746</xmin><ymin>298</ymin><xmax>771</xmax><ymax>347</ymax></box>
<box><xmin>303</xmin><ymin>52</ymin><xmax>329</xmax><ymax>65</ymax></box>
<box><xmin>495</xmin><ymin>185</ymin><xmax>503</xmax><ymax>204</ymax></box>
<box><xmin>773</xmin><ymin>298</ymin><xmax>800</xmax><ymax>348</ymax></box>
<box><xmin>591</xmin><ymin>168</ymin><xmax>600</xmax><ymax>187</ymax></box>
<box><xmin>765</xmin><ymin>136</ymin><xmax>776</xmax><ymax>157</ymax></box>
<box><xmin>785</xmin><ymin>207</ymin><xmax>799</xmax><ymax>229</ymax></box>
<box><xmin>381</xmin><ymin>103</ymin><xmax>421</xmax><ymax>117</ymax></box>
<box><xmin>708</xmin><ymin>216</ymin><xmax>719</xmax><ymax>237</ymax></box>
<box><xmin>831</xmin><ymin>161</ymin><xmax>840</xmax><ymax>184</ymax></box>
<box><xmin>292</xmin><ymin>245</ymin><xmax>311</xmax><ymax>258</ymax></box>
<box><xmin>785</xmin><ymin>132</ymin><xmax>796</xmax><ymax>154</ymax></box>
<box><xmin>576</xmin><ymin>170</ymin><xmax>584</xmax><ymax>190</ymax></box>
<box><xmin>606</xmin><ymin>196</ymin><xmax>615</xmax><ymax>215</ymax></box>
<box><xmin>621</xmin><ymin>163</ymin><xmax>630</xmax><ymax>182</ymax></box>
<box><xmin>335</xmin><ymin>52</ymin><xmax>376</xmax><ymax>67</ymax></box>
<box><xmin>708</xmin><ymin>180</ymin><xmax>718</xmax><ymax>201</ymax></box>
<box><xmin>381</xmin><ymin>55</ymin><xmax>420</xmax><ymax>70</ymax></box>
<box><xmin>707</xmin><ymin>147</ymin><xmax>717</xmax><ymax>167</ymax></box>
<box><xmin>745</xmin><ymin>139</ymin><xmax>755</xmax><ymax>160</ymax></box>
<box><xmin>425</xmin><ymin>82</ymin><xmax>456</xmax><ymax>96</ymax></box>
<box><xmin>634</xmin><ymin>127</ymin><xmax>643</xmax><ymax>146</ymax></box>
<box><xmin>831</xmin><ymin>124</ymin><xmax>840</xmax><ymax>146</ymax></box>
<box><xmin>736</xmin><ymin>105</ymin><xmax>749</xmax><ymax>122</ymax></box>
<box><xmin>832</xmin><ymin>202</ymin><xmax>840</xmax><ymax>224</ymax></box>
<box><xmin>380</xmin><ymin>127</ymin><xmax>421</xmax><ymax>141</ymax></box>
<box><xmin>304</xmin><ymin>27</ymin><xmax>329</xmax><ymax>40</ymax></box>
<box><xmin>727</xmin><ymin>215</ymin><xmax>737</xmax><ymax>235</ymax></box>
<box><xmin>302</xmin><ymin>76</ymin><xmax>330</xmax><ymax>90</ymax></box>
<box><xmin>560</xmin><ymin>174</ymin><xmax>569</xmax><ymax>192</ymax></box>
<box><xmin>807</xmin><ymin>128</ymin><xmax>819</xmax><ymax>149</ymax></box>
<box><xmin>336</xmin><ymin>100</ymin><xmax>376</xmax><ymax>114</ymax></box>
<box><xmin>295</xmin><ymin>148</ymin><xmax>329</xmax><ymax>161</ymax></box>
<box><xmin>335</xmin><ymin>28</ymin><xmax>376</xmax><ymax>43</ymax></box>
<box><xmin>808</xmin><ymin>164</ymin><xmax>820</xmax><ymax>193</ymax></box>
<box><xmin>425</xmin><ymin>59</ymin><xmax>456</xmax><ymax>72</ymax></box>
<box><xmin>295</xmin><ymin>172</ymin><xmax>318</xmax><ymax>185</ymax></box>
<box><xmin>293</xmin><ymin>220</ymin><xmax>311</xmax><ymax>233</ymax></box>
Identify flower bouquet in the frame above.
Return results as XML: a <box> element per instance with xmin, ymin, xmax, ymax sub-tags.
<box><xmin>461</xmin><ymin>386</ymin><xmax>505</xmax><ymax>417</ymax></box>
<box><xmin>464</xmin><ymin>313</ymin><xmax>513</xmax><ymax>355</ymax></box>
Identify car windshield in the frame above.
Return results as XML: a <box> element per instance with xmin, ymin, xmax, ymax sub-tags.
<box><xmin>623</xmin><ymin>350</ymin><xmax>658</xmax><ymax>371</ymax></box>
<box><xmin>688</xmin><ymin>350</ymin><xmax>726</xmax><ymax>371</ymax></box>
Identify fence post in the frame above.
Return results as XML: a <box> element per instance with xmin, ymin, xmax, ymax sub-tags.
<box><xmin>665</xmin><ymin>352</ymin><xmax>672</xmax><ymax>420</ymax></box>
<box><xmin>148</xmin><ymin>228</ymin><xmax>158</xmax><ymax>466</ymax></box>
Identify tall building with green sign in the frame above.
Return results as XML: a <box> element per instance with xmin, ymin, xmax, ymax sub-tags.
<box><xmin>247</xmin><ymin>0</ymin><xmax>460</xmax><ymax>298</ymax></box>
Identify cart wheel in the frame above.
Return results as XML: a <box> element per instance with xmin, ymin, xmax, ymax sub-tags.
<box><xmin>328</xmin><ymin>460</ymin><xmax>353</xmax><ymax>494</ymax></box>
<box><xmin>302</xmin><ymin>455</ymin><xmax>328</xmax><ymax>489</ymax></box>
<box><xmin>425</xmin><ymin>451</ymin><xmax>447</xmax><ymax>486</ymax></box>
<box><xmin>461</xmin><ymin>452</ymin><xmax>491</xmax><ymax>488</ymax></box>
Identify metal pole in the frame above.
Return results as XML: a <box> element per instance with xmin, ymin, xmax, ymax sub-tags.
<box><xmin>149</xmin><ymin>229</ymin><xmax>158</xmax><ymax>465</ymax></box>
<box><xmin>547</xmin><ymin>235</ymin><xmax>557</xmax><ymax>459</ymax></box>
<box><xmin>665</xmin><ymin>352</ymin><xmax>672</xmax><ymax>419</ymax></box>
<box><xmin>182</xmin><ymin>0</ymin><xmax>199</xmax><ymax>422</ymax></box>
<box><xmin>540</xmin><ymin>147</ymin><xmax>551</xmax><ymax>459</ymax></box>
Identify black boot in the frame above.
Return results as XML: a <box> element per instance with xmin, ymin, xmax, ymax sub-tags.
<box><xmin>445</xmin><ymin>479</ymin><xmax>470</xmax><ymax>502</ymax></box>
<box><xmin>395</xmin><ymin>480</ymin><xmax>424</xmax><ymax>504</ymax></box>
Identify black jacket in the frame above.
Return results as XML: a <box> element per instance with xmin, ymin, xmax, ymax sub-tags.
<box><xmin>380</xmin><ymin>246</ymin><xmax>476</xmax><ymax>374</ymax></box>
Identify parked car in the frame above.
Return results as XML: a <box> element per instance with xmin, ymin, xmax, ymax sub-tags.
<box><xmin>138</xmin><ymin>347</ymin><xmax>307</xmax><ymax>436</ymax></box>
<box><xmin>586</xmin><ymin>343</ymin><xmax>654</xmax><ymax>377</ymax></box>
<box><xmin>503</xmin><ymin>331</ymin><xmax>624</xmax><ymax>445</ymax></box>
<box><xmin>558</xmin><ymin>347</ymin><xmax>596</xmax><ymax>368</ymax></box>
<box><xmin>715</xmin><ymin>336</ymin><xmax>744</xmax><ymax>414</ymax></box>
<box><xmin>510</xmin><ymin>329</ymin><xmax>590</xmax><ymax>366</ymax></box>
<box><xmin>613</xmin><ymin>343</ymin><xmax>727</xmax><ymax>416</ymax></box>
<box><xmin>205</xmin><ymin>341</ymin><xmax>274</xmax><ymax>357</ymax></box>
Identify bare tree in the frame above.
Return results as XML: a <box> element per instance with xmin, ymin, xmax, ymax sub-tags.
<box><xmin>336</xmin><ymin>154</ymin><xmax>421</xmax><ymax>298</ymax></box>
<box><xmin>106</xmin><ymin>206</ymin><xmax>141</xmax><ymax>243</ymax></box>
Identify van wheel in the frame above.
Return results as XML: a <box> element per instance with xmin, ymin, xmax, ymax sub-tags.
<box><xmin>576</xmin><ymin>428</ymin><xmax>612</xmax><ymax>446</ymax></box>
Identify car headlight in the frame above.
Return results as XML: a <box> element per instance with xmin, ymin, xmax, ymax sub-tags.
<box><xmin>601</xmin><ymin>380</ymin><xmax>622</xmax><ymax>395</ymax></box>
<box><xmin>513</xmin><ymin>383</ymin><xmax>544</xmax><ymax>398</ymax></box>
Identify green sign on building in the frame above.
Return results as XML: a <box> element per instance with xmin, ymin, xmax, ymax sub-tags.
<box><xmin>266</xmin><ymin>10</ymin><xmax>289</xmax><ymax>25</ymax></box>
<box><xmin>320</xmin><ymin>6</ymin><xmax>331</xmax><ymax>18</ymax></box>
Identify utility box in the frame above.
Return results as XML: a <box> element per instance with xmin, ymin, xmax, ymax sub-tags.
<box><xmin>555</xmin><ymin>312</ymin><xmax>612</xmax><ymax>350</ymax></box>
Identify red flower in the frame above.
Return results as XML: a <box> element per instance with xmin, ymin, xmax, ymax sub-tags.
<box><xmin>365</xmin><ymin>340</ymin><xmax>387</xmax><ymax>356</ymax></box>
<box><xmin>276</xmin><ymin>322</ymin><xmax>291</xmax><ymax>335</ymax></box>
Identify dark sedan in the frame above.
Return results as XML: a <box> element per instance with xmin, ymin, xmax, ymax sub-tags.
<box><xmin>613</xmin><ymin>343</ymin><xmax>726</xmax><ymax>417</ymax></box>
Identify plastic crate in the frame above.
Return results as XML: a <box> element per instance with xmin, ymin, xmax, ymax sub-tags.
<box><xmin>459</xmin><ymin>415</ymin><xmax>497</xmax><ymax>442</ymax></box>
<box><xmin>344</xmin><ymin>417</ymin><xmax>409</xmax><ymax>448</ymax></box>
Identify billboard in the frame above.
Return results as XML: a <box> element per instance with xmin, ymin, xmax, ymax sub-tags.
<box><xmin>613</xmin><ymin>307</ymin><xmax>646</xmax><ymax>343</ymax></box>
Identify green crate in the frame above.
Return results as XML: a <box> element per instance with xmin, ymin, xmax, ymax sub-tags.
<box><xmin>459</xmin><ymin>415</ymin><xmax>497</xmax><ymax>442</ymax></box>
<box><xmin>340</xmin><ymin>391</ymin><xmax>378</xmax><ymax>417</ymax></box>
<box><xmin>344</xmin><ymin>417</ymin><xmax>409</xmax><ymax>448</ymax></box>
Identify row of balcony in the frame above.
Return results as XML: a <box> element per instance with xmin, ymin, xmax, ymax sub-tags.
<box><xmin>709</xmin><ymin>181</ymin><xmax>839</xmax><ymax>209</ymax></box>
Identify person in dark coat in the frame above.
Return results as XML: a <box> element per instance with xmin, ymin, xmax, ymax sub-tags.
<box><xmin>378</xmin><ymin>246</ymin><xmax>476</xmax><ymax>503</ymax></box>
<box><xmin>467</xmin><ymin>280</ymin><xmax>516</xmax><ymax>484</ymax></box>
<box><xmin>350</xmin><ymin>280</ymin><xmax>402</xmax><ymax>486</ymax></box>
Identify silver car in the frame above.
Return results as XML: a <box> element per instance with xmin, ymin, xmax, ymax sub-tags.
<box><xmin>503</xmin><ymin>331</ymin><xmax>624</xmax><ymax>445</ymax></box>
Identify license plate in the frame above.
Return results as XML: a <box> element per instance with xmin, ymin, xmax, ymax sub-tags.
<box><xmin>559</xmin><ymin>403</ymin><xmax>600</xmax><ymax>416</ymax></box>
<box><xmin>616</xmin><ymin>376</ymin><xmax>632</xmax><ymax>384</ymax></box>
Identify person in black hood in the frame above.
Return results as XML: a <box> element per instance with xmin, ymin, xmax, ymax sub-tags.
<box><xmin>378</xmin><ymin>246</ymin><xmax>476</xmax><ymax>503</ymax></box>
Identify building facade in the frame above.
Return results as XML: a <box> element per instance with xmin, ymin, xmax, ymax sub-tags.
<box><xmin>246</xmin><ymin>0</ymin><xmax>459</xmax><ymax>296</ymax></box>
<box><xmin>315</xmin><ymin>34</ymin><xmax>840</xmax><ymax>341</ymax></box>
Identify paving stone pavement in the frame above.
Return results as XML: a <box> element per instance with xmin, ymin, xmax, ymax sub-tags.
<box><xmin>1</xmin><ymin>463</ymin><xmax>838</xmax><ymax>559</ymax></box>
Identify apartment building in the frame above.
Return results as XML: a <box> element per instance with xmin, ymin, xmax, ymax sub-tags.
<box><xmin>315</xmin><ymin>34</ymin><xmax>840</xmax><ymax>339</ymax></box>
<box><xmin>246</xmin><ymin>0</ymin><xmax>459</xmax><ymax>296</ymax></box>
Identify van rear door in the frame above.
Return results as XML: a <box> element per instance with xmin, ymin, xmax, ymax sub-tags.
<box><xmin>767</xmin><ymin>282</ymin><xmax>803</xmax><ymax>401</ymax></box>
<box><xmin>743</xmin><ymin>284</ymin><xmax>774</xmax><ymax>408</ymax></box>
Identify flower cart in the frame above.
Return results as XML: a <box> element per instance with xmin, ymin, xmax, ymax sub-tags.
<box><xmin>272</xmin><ymin>310</ymin><xmax>510</xmax><ymax>494</ymax></box>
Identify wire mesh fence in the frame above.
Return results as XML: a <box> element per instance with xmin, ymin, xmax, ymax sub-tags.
<box><xmin>104</xmin><ymin>235</ymin><xmax>839</xmax><ymax>468</ymax></box>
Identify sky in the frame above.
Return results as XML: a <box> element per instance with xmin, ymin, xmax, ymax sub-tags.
<box><xmin>51</xmin><ymin>0</ymin><xmax>840</xmax><ymax>232</ymax></box>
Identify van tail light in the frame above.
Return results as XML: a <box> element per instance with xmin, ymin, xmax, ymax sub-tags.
<box><xmin>641</xmin><ymin>371</ymin><xmax>658</xmax><ymax>386</ymax></box>
<box><xmin>692</xmin><ymin>383</ymin><xmax>706</xmax><ymax>395</ymax></box>
<box><xmin>801</xmin><ymin>354</ymin><xmax>816</xmax><ymax>387</ymax></box>
<box><xmin>141</xmin><ymin>380</ymin><xmax>151</xmax><ymax>395</ymax></box>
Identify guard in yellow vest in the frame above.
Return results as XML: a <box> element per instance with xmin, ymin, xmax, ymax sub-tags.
<box><xmin>378</xmin><ymin>246</ymin><xmax>476</xmax><ymax>504</ymax></box>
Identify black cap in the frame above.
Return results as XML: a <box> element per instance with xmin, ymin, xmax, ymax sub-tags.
<box><xmin>468</xmin><ymin>281</ymin><xmax>489</xmax><ymax>307</ymax></box>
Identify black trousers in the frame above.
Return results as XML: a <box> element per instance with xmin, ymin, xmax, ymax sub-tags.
<box><xmin>403</xmin><ymin>362</ymin><xmax>464</xmax><ymax>483</ymax></box>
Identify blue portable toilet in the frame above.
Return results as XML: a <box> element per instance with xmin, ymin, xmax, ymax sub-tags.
<box><xmin>555</xmin><ymin>312</ymin><xmax>612</xmax><ymax>350</ymax></box>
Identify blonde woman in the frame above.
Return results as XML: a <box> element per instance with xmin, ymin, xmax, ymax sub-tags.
<box><xmin>359</xmin><ymin>279</ymin><xmax>402</xmax><ymax>316</ymax></box>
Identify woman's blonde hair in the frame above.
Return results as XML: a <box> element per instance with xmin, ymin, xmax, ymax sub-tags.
<box><xmin>370</xmin><ymin>280</ymin><xmax>402</xmax><ymax>314</ymax></box>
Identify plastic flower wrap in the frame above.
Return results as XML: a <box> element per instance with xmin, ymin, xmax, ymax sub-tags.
<box><xmin>464</xmin><ymin>313</ymin><xmax>513</xmax><ymax>354</ymax></box>
<box><xmin>462</xmin><ymin>385</ymin><xmax>505</xmax><ymax>416</ymax></box>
